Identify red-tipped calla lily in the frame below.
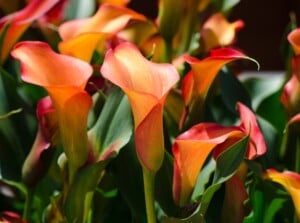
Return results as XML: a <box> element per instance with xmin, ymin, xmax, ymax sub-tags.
<box><xmin>58</xmin><ymin>3</ymin><xmax>148</xmax><ymax>62</ymax></box>
<box><xmin>0</xmin><ymin>211</ymin><xmax>28</xmax><ymax>223</ymax></box>
<box><xmin>201</xmin><ymin>13</ymin><xmax>244</xmax><ymax>51</ymax></box>
<box><xmin>281</xmin><ymin>29</ymin><xmax>300</xmax><ymax>116</ymax></box>
<box><xmin>101</xmin><ymin>42</ymin><xmax>179</xmax><ymax>172</ymax></box>
<box><xmin>172</xmin><ymin>122</ymin><xmax>244</xmax><ymax>205</ymax></box>
<box><xmin>263</xmin><ymin>169</ymin><xmax>300</xmax><ymax>220</ymax></box>
<box><xmin>173</xmin><ymin>102</ymin><xmax>266</xmax><ymax>205</ymax></box>
<box><xmin>11</xmin><ymin>41</ymin><xmax>93</xmax><ymax>173</ymax></box>
<box><xmin>22</xmin><ymin>96</ymin><xmax>58</xmax><ymax>187</ymax></box>
<box><xmin>181</xmin><ymin>48</ymin><xmax>257</xmax><ymax>128</ymax></box>
<box><xmin>0</xmin><ymin>0</ymin><xmax>59</xmax><ymax>63</ymax></box>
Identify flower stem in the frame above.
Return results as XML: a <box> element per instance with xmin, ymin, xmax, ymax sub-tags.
<box><xmin>142</xmin><ymin>166</ymin><xmax>156</xmax><ymax>223</ymax></box>
<box><xmin>23</xmin><ymin>188</ymin><xmax>34</xmax><ymax>221</ymax></box>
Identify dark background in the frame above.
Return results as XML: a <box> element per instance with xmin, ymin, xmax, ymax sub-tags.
<box><xmin>128</xmin><ymin>0</ymin><xmax>300</xmax><ymax>70</ymax></box>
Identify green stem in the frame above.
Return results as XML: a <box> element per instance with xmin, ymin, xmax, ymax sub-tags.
<box><xmin>23</xmin><ymin>188</ymin><xmax>34</xmax><ymax>221</ymax></box>
<box><xmin>163</xmin><ymin>38</ymin><xmax>173</xmax><ymax>63</ymax></box>
<box><xmin>296</xmin><ymin>137</ymin><xmax>300</xmax><ymax>173</ymax></box>
<box><xmin>142</xmin><ymin>167</ymin><xmax>156</xmax><ymax>223</ymax></box>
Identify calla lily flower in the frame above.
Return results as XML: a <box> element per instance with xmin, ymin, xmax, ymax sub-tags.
<box><xmin>101</xmin><ymin>42</ymin><xmax>179</xmax><ymax>172</ymax></box>
<box><xmin>281</xmin><ymin>28</ymin><xmax>300</xmax><ymax>116</ymax></box>
<box><xmin>201</xmin><ymin>13</ymin><xmax>244</xmax><ymax>51</ymax></box>
<box><xmin>11</xmin><ymin>41</ymin><xmax>93</xmax><ymax>173</ymax></box>
<box><xmin>58</xmin><ymin>3</ymin><xmax>149</xmax><ymax>62</ymax></box>
<box><xmin>0</xmin><ymin>0</ymin><xmax>59</xmax><ymax>63</ymax></box>
<box><xmin>22</xmin><ymin>96</ymin><xmax>58</xmax><ymax>187</ymax></box>
<box><xmin>173</xmin><ymin>102</ymin><xmax>266</xmax><ymax>205</ymax></box>
<box><xmin>263</xmin><ymin>168</ymin><xmax>300</xmax><ymax>220</ymax></box>
<box><xmin>181</xmin><ymin>48</ymin><xmax>257</xmax><ymax>128</ymax></box>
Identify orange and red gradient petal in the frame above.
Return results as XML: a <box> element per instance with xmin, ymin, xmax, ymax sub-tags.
<box><xmin>237</xmin><ymin>102</ymin><xmax>267</xmax><ymax>159</ymax></box>
<box><xmin>11</xmin><ymin>41</ymin><xmax>92</xmax><ymax>88</ymax></box>
<box><xmin>183</xmin><ymin>48</ymin><xmax>253</xmax><ymax>105</ymax></box>
<box><xmin>263</xmin><ymin>169</ymin><xmax>300</xmax><ymax>219</ymax></box>
<box><xmin>0</xmin><ymin>0</ymin><xmax>59</xmax><ymax>63</ymax></box>
<box><xmin>58</xmin><ymin>3</ymin><xmax>147</xmax><ymax>61</ymax></box>
<box><xmin>101</xmin><ymin>42</ymin><xmax>179</xmax><ymax>172</ymax></box>
<box><xmin>201</xmin><ymin>13</ymin><xmax>244</xmax><ymax>51</ymax></box>
<box><xmin>288</xmin><ymin>28</ymin><xmax>300</xmax><ymax>55</ymax></box>
<box><xmin>98</xmin><ymin>0</ymin><xmax>130</xmax><ymax>6</ymax></box>
<box><xmin>172</xmin><ymin>123</ymin><xmax>244</xmax><ymax>206</ymax></box>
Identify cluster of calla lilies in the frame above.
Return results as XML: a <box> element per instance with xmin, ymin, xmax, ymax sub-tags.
<box><xmin>1</xmin><ymin>0</ymin><xmax>300</xmax><ymax>222</ymax></box>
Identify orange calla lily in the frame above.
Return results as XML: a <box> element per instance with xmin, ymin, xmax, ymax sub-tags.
<box><xmin>0</xmin><ymin>0</ymin><xmax>59</xmax><ymax>63</ymax></box>
<box><xmin>201</xmin><ymin>13</ymin><xmax>244</xmax><ymax>51</ymax></box>
<box><xmin>11</xmin><ymin>41</ymin><xmax>93</xmax><ymax>173</ymax></box>
<box><xmin>101</xmin><ymin>42</ymin><xmax>179</xmax><ymax>172</ymax></box>
<box><xmin>172</xmin><ymin>122</ymin><xmax>244</xmax><ymax>206</ymax></box>
<box><xmin>173</xmin><ymin>102</ymin><xmax>266</xmax><ymax>206</ymax></box>
<box><xmin>58</xmin><ymin>3</ymin><xmax>148</xmax><ymax>62</ymax></box>
<box><xmin>263</xmin><ymin>169</ymin><xmax>300</xmax><ymax>220</ymax></box>
<box><xmin>181</xmin><ymin>48</ymin><xmax>257</xmax><ymax>128</ymax></box>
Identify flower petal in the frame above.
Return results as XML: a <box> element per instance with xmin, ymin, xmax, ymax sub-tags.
<box><xmin>201</xmin><ymin>13</ymin><xmax>244</xmax><ymax>51</ymax></box>
<box><xmin>288</xmin><ymin>28</ymin><xmax>300</xmax><ymax>55</ymax></box>
<box><xmin>263</xmin><ymin>169</ymin><xmax>300</xmax><ymax>219</ymax></box>
<box><xmin>11</xmin><ymin>41</ymin><xmax>93</xmax><ymax>88</ymax></box>
<box><xmin>237</xmin><ymin>102</ymin><xmax>267</xmax><ymax>159</ymax></box>
<box><xmin>0</xmin><ymin>0</ymin><xmax>59</xmax><ymax>63</ymax></box>
<box><xmin>58</xmin><ymin>3</ymin><xmax>147</xmax><ymax>61</ymax></box>
<box><xmin>172</xmin><ymin>123</ymin><xmax>244</xmax><ymax>206</ymax></box>
<box><xmin>101</xmin><ymin>41</ymin><xmax>179</xmax><ymax>172</ymax></box>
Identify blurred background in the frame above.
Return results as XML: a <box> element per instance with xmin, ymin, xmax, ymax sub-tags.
<box><xmin>129</xmin><ymin>0</ymin><xmax>300</xmax><ymax>71</ymax></box>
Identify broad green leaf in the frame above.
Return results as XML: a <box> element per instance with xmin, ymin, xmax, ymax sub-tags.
<box><xmin>220</xmin><ymin>69</ymin><xmax>252</xmax><ymax>114</ymax></box>
<box><xmin>110</xmin><ymin>138</ymin><xmax>147</xmax><ymax>223</ymax></box>
<box><xmin>89</xmin><ymin>86</ymin><xmax>133</xmax><ymax>161</ymax></box>
<box><xmin>256</xmin><ymin>90</ymin><xmax>286</xmax><ymax>133</ymax></box>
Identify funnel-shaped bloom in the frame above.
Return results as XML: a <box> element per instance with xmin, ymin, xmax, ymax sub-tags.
<box><xmin>201</xmin><ymin>13</ymin><xmax>244</xmax><ymax>51</ymax></box>
<box><xmin>263</xmin><ymin>169</ymin><xmax>300</xmax><ymax>220</ymax></box>
<box><xmin>0</xmin><ymin>0</ymin><xmax>59</xmax><ymax>63</ymax></box>
<box><xmin>58</xmin><ymin>3</ymin><xmax>149</xmax><ymax>62</ymax></box>
<box><xmin>181</xmin><ymin>48</ymin><xmax>257</xmax><ymax>128</ymax></box>
<box><xmin>11</xmin><ymin>41</ymin><xmax>93</xmax><ymax>171</ymax></box>
<box><xmin>101</xmin><ymin>42</ymin><xmax>179</xmax><ymax>172</ymax></box>
<box><xmin>22</xmin><ymin>96</ymin><xmax>58</xmax><ymax>187</ymax></box>
<box><xmin>173</xmin><ymin>102</ymin><xmax>266</xmax><ymax>205</ymax></box>
<box><xmin>172</xmin><ymin>122</ymin><xmax>244</xmax><ymax>205</ymax></box>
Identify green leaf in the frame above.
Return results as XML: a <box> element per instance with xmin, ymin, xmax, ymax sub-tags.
<box><xmin>213</xmin><ymin>136</ymin><xmax>248</xmax><ymax>183</ymax></box>
<box><xmin>220</xmin><ymin>69</ymin><xmax>252</xmax><ymax>114</ymax></box>
<box><xmin>110</xmin><ymin>138</ymin><xmax>147</xmax><ymax>223</ymax></box>
<box><xmin>64</xmin><ymin>161</ymin><xmax>107</xmax><ymax>223</ymax></box>
<box><xmin>89</xmin><ymin>86</ymin><xmax>133</xmax><ymax>161</ymax></box>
